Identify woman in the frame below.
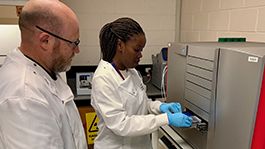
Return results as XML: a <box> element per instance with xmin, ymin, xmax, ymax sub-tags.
<box><xmin>91</xmin><ymin>17</ymin><xmax>192</xmax><ymax>149</ymax></box>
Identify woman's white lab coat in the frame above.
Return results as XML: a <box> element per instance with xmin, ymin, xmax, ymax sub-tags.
<box><xmin>0</xmin><ymin>48</ymin><xmax>87</xmax><ymax>149</ymax></box>
<box><xmin>91</xmin><ymin>60</ymin><xmax>168</xmax><ymax>149</ymax></box>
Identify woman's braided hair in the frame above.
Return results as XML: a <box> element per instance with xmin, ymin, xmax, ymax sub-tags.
<box><xmin>99</xmin><ymin>17</ymin><xmax>145</xmax><ymax>62</ymax></box>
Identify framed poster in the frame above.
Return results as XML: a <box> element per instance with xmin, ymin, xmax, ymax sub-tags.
<box><xmin>76</xmin><ymin>72</ymin><xmax>93</xmax><ymax>95</ymax></box>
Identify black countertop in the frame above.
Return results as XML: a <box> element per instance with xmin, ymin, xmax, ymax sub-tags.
<box><xmin>73</xmin><ymin>82</ymin><xmax>162</xmax><ymax>100</ymax></box>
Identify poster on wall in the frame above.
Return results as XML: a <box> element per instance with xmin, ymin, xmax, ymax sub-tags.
<box><xmin>76</xmin><ymin>72</ymin><xmax>93</xmax><ymax>95</ymax></box>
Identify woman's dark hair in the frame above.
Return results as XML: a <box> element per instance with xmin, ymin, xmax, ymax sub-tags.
<box><xmin>99</xmin><ymin>17</ymin><xmax>145</xmax><ymax>62</ymax></box>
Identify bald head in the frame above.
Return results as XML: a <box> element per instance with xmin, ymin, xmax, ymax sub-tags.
<box><xmin>18</xmin><ymin>0</ymin><xmax>80</xmax><ymax>74</ymax></box>
<box><xmin>19</xmin><ymin>0</ymin><xmax>78</xmax><ymax>35</ymax></box>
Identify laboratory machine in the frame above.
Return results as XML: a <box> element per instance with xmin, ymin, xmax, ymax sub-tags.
<box><xmin>164</xmin><ymin>42</ymin><xmax>265</xmax><ymax>149</ymax></box>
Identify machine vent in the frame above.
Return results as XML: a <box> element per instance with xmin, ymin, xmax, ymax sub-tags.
<box><xmin>184</xmin><ymin>55</ymin><xmax>214</xmax><ymax>116</ymax></box>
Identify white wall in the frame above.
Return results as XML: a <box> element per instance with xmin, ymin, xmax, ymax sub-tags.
<box><xmin>0</xmin><ymin>5</ymin><xmax>20</xmax><ymax>55</ymax></box>
<box><xmin>0</xmin><ymin>24</ymin><xmax>20</xmax><ymax>55</ymax></box>
<box><xmin>3</xmin><ymin>0</ymin><xmax>265</xmax><ymax>64</ymax></box>
<box><xmin>63</xmin><ymin>0</ymin><xmax>177</xmax><ymax>65</ymax></box>
<box><xmin>180</xmin><ymin>0</ymin><xmax>265</xmax><ymax>42</ymax></box>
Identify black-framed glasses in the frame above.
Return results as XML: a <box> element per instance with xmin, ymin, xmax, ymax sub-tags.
<box><xmin>35</xmin><ymin>25</ymin><xmax>80</xmax><ymax>48</ymax></box>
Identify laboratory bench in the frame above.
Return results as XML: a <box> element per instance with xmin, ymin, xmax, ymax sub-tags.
<box><xmin>71</xmin><ymin>79</ymin><xmax>163</xmax><ymax>106</ymax></box>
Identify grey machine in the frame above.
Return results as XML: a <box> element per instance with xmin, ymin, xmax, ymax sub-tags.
<box><xmin>152</xmin><ymin>47</ymin><xmax>168</xmax><ymax>89</ymax></box>
<box><xmin>166</xmin><ymin>42</ymin><xmax>265</xmax><ymax>149</ymax></box>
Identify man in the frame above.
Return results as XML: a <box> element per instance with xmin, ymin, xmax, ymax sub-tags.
<box><xmin>0</xmin><ymin>0</ymin><xmax>87</xmax><ymax>148</ymax></box>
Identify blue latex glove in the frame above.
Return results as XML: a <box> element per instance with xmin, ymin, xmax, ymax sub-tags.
<box><xmin>167</xmin><ymin>113</ymin><xmax>192</xmax><ymax>127</ymax></box>
<box><xmin>160</xmin><ymin>102</ymin><xmax>182</xmax><ymax>114</ymax></box>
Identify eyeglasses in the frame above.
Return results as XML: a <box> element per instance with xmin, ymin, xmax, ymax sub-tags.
<box><xmin>35</xmin><ymin>25</ymin><xmax>80</xmax><ymax>48</ymax></box>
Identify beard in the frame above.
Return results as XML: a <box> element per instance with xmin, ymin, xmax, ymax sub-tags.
<box><xmin>52</xmin><ymin>41</ymin><xmax>73</xmax><ymax>72</ymax></box>
<box><xmin>53</xmin><ymin>58</ymin><xmax>72</xmax><ymax>72</ymax></box>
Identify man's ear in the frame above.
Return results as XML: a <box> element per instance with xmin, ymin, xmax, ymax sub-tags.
<box><xmin>38</xmin><ymin>32</ymin><xmax>55</xmax><ymax>51</ymax></box>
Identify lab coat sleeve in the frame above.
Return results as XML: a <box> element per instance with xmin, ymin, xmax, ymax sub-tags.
<box><xmin>146</xmin><ymin>99</ymin><xmax>163</xmax><ymax>115</ymax></box>
<box><xmin>91</xmin><ymin>75</ymin><xmax>168</xmax><ymax>137</ymax></box>
<box><xmin>0</xmin><ymin>97</ymin><xmax>64</xmax><ymax>149</ymax></box>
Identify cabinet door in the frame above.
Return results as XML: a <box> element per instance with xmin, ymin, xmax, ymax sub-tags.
<box><xmin>212</xmin><ymin>48</ymin><xmax>263</xmax><ymax>149</ymax></box>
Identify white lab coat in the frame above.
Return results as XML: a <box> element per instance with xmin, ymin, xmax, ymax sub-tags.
<box><xmin>0</xmin><ymin>48</ymin><xmax>87</xmax><ymax>149</ymax></box>
<box><xmin>91</xmin><ymin>60</ymin><xmax>168</xmax><ymax>149</ymax></box>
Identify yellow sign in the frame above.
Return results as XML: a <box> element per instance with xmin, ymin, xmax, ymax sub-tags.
<box><xmin>86</xmin><ymin>112</ymin><xmax>99</xmax><ymax>144</ymax></box>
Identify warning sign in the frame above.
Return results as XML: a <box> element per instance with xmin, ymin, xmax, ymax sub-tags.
<box><xmin>86</xmin><ymin>112</ymin><xmax>99</xmax><ymax>144</ymax></box>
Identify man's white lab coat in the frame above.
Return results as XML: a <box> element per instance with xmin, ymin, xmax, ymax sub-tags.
<box><xmin>0</xmin><ymin>48</ymin><xmax>87</xmax><ymax>149</ymax></box>
<box><xmin>91</xmin><ymin>60</ymin><xmax>168</xmax><ymax>149</ymax></box>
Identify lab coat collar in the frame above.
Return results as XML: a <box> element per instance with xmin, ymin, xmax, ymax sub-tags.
<box><xmin>23</xmin><ymin>54</ymin><xmax>57</xmax><ymax>80</ymax></box>
<box><xmin>8</xmin><ymin>48</ymin><xmax>58</xmax><ymax>82</ymax></box>
<box><xmin>7</xmin><ymin>48</ymin><xmax>73</xmax><ymax>103</ymax></box>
